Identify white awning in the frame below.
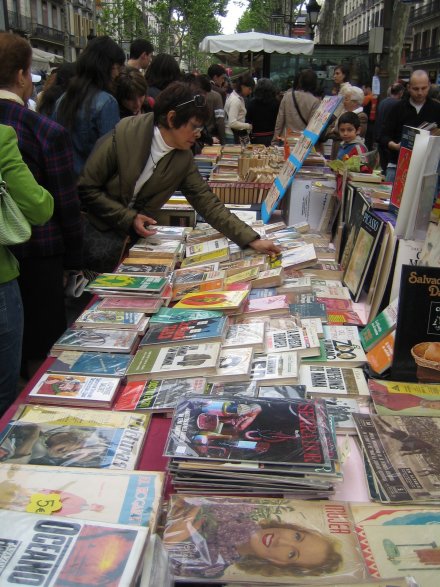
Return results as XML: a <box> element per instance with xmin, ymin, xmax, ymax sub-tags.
<box><xmin>199</xmin><ymin>32</ymin><xmax>314</xmax><ymax>56</ymax></box>
<box><xmin>32</xmin><ymin>47</ymin><xmax>64</xmax><ymax>71</ymax></box>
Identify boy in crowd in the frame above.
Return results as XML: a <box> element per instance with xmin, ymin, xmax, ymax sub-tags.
<box><xmin>337</xmin><ymin>111</ymin><xmax>369</xmax><ymax>165</ymax></box>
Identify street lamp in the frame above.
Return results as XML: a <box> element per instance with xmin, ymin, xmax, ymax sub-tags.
<box><xmin>306</xmin><ymin>0</ymin><xmax>320</xmax><ymax>40</ymax></box>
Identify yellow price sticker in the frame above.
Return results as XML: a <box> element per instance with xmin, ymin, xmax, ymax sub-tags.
<box><xmin>26</xmin><ymin>493</ymin><xmax>63</xmax><ymax>515</ymax></box>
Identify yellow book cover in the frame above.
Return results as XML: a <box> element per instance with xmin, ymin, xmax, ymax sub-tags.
<box><xmin>181</xmin><ymin>248</ymin><xmax>230</xmax><ymax>267</ymax></box>
<box><xmin>174</xmin><ymin>290</ymin><xmax>248</xmax><ymax>310</ymax></box>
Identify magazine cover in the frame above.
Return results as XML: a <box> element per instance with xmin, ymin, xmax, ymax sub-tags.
<box><xmin>354</xmin><ymin>413</ymin><xmax>440</xmax><ymax>503</ymax></box>
<box><xmin>0</xmin><ymin>464</ymin><xmax>163</xmax><ymax>528</ymax></box>
<box><xmin>368</xmin><ymin>378</ymin><xmax>440</xmax><ymax>416</ymax></box>
<box><xmin>149</xmin><ymin>307</ymin><xmax>223</xmax><ymax>324</ymax></box>
<box><xmin>0</xmin><ymin>509</ymin><xmax>148</xmax><ymax>586</ymax></box>
<box><xmin>139</xmin><ymin>317</ymin><xmax>228</xmax><ymax>347</ymax></box>
<box><xmin>0</xmin><ymin>405</ymin><xmax>150</xmax><ymax>470</ymax></box>
<box><xmin>351</xmin><ymin>503</ymin><xmax>440</xmax><ymax>587</ymax></box>
<box><xmin>126</xmin><ymin>343</ymin><xmax>221</xmax><ymax>380</ymax></box>
<box><xmin>51</xmin><ymin>328</ymin><xmax>138</xmax><ymax>354</ymax></box>
<box><xmin>164</xmin><ymin>396</ymin><xmax>330</xmax><ymax>466</ymax></box>
<box><xmin>114</xmin><ymin>377</ymin><xmax>208</xmax><ymax>412</ymax></box>
<box><xmin>28</xmin><ymin>373</ymin><xmax>120</xmax><ymax>408</ymax></box>
<box><xmin>163</xmin><ymin>495</ymin><xmax>367</xmax><ymax>584</ymax></box>
<box><xmin>47</xmin><ymin>351</ymin><xmax>133</xmax><ymax>377</ymax></box>
<box><xmin>391</xmin><ymin>265</ymin><xmax>440</xmax><ymax>382</ymax></box>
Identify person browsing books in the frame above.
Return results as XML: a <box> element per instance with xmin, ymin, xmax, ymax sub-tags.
<box><xmin>78</xmin><ymin>81</ymin><xmax>280</xmax><ymax>271</ymax></box>
<box><xmin>336</xmin><ymin>112</ymin><xmax>369</xmax><ymax>165</ymax></box>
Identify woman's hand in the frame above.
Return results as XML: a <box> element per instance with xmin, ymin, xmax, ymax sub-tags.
<box><xmin>133</xmin><ymin>214</ymin><xmax>157</xmax><ymax>237</ymax></box>
<box><xmin>248</xmin><ymin>238</ymin><xmax>282</xmax><ymax>257</ymax></box>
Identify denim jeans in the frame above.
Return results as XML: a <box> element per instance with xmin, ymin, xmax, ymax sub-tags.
<box><xmin>0</xmin><ymin>279</ymin><xmax>23</xmax><ymax>416</ymax></box>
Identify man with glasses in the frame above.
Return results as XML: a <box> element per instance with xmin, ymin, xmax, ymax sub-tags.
<box><xmin>78</xmin><ymin>81</ymin><xmax>280</xmax><ymax>271</ymax></box>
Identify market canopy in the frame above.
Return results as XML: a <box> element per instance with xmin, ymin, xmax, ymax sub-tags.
<box><xmin>199</xmin><ymin>31</ymin><xmax>314</xmax><ymax>56</ymax></box>
<box><xmin>32</xmin><ymin>47</ymin><xmax>64</xmax><ymax>72</ymax></box>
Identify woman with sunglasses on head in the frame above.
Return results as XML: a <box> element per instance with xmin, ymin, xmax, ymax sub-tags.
<box><xmin>78</xmin><ymin>81</ymin><xmax>281</xmax><ymax>272</ymax></box>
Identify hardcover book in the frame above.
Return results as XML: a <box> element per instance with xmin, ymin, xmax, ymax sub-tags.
<box><xmin>0</xmin><ymin>464</ymin><xmax>163</xmax><ymax>528</ymax></box>
<box><xmin>368</xmin><ymin>377</ymin><xmax>440</xmax><ymax>416</ymax></box>
<box><xmin>48</xmin><ymin>351</ymin><xmax>132</xmax><ymax>377</ymax></box>
<box><xmin>163</xmin><ymin>495</ymin><xmax>367</xmax><ymax>584</ymax></box>
<box><xmin>0</xmin><ymin>510</ymin><xmax>149</xmax><ymax>587</ymax></box>
<box><xmin>0</xmin><ymin>404</ymin><xmax>150</xmax><ymax>470</ymax></box>
<box><xmin>359</xmin><ymin>297</ymin><xmax>399</xmax><ymax>352</ymax></box>
<box><xmin>114</xmin><ymin>377</ymin><xmax>208</xmax><ymax>412</ymax></box>
<box><xmin>164</xmin><ymin>396</ymin><xmax>330</xmax><ymax>466</ymax></box>
<box><xmin>126</xmin><ymin>342</ymin><xmax>222</xmax><ymax>381</ymax></box>
<box><xmin>50</xmin><ymin>328</ymin><xmax>139</xmax><ymax>355</ymax></box>
<box><xmin>299</xmin><ymin>365</ymin><xmax>369</xmax><ymax>397</ymax></box>
<box><xmin>139</xmin><ymin>317</ymin><xmax>228</xmax><ymax>347</ymax></box>
<box><xmin>28</xmin><ymin>373</ymin><xmax>120</xmax><ymax>408</ymax></box>
<box><xmin>391</xmin><ymin>265</ymin><xmax>440</xmax><ymax>382</ymax></box>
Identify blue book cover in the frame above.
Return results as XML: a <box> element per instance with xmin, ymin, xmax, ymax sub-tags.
<box><xmin>248</xmin><ymin>287</ymin><xmax>277</xmax><ymax>300</ymax></box>
<box><xmin>149</xmin><ymin>307</ymin><xmax>223</xmax><ymax>324</ymax></box>
<box><xmin>48</xmin><ymin>351</ymin><xmax>133</xmax><ymax>376</ymax></box>
<box><xmin>140</xmin><ymin>317</ymin><xmax>228</xmax><ymax>346</ymax></box>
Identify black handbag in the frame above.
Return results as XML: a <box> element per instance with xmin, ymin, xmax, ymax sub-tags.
<box><xmin>82</xmin><ymin>213</ymin><xmax>129</xmax><ymax>274</ymax></box>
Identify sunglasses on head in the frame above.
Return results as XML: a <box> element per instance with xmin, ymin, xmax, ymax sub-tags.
<box><xmin>175</xmin><ymin>94</ymin><xmax>206</xmax><ymax>109</ymax></box>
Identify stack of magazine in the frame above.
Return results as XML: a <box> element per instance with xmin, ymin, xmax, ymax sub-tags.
<box><xmin>164</xmin><ymin>395</ymin><xmax>341</xmax><ymax>497</ymax></box>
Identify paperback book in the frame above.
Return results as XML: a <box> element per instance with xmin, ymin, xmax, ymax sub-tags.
<box><xmin>368</xmin><ymin>377</ymin><xmax>440</xmax><ymax>416</ymax></box>
<box><xmin>0</xmin><ymin>404</ymin><xmax>150</xmax><ymax>470</ymax></box>
<box><xmin>48</xmin><ymin>351</ymin><xmax>133</xmax><ymax>377</ymax></box>
<box><xmin>360</xmin><ymin>298</ymin><xmax>399</xmax><ymax>352</ymax></box>
<box><xmin>299</xmin><ymin>365</ymin><xmax>369</xmax><ymax>397</ymax></box>
<box><xmin>307</xmin><ymin>325</ymin><xmax>367</xmax><ymax>368</ymax></box>
<box><xmin>249</xmin><ymin>352</ymin><xmax>299</xmax><ymax>385</ymax></box>
<box><xmin>185</xmin><ymin>237</ymin><xmax>229</xmax><ymax>258</ymax></box>
<box><xmin>366</xmin><ymin>331</ymin><xmax>395</xmax><ymax>375</ymax></box>
<box><xmin>115</xmin><ymin>261</ymin><xmax>172</xmax><ymax>275</ymax></box>
<box><xmin>50</xmin><ymin>328</ymin><xmax>139</xmax><ymax>355</ymax></box>
<box><xmin>163</xmin><ymin>495</ymin><xmax>367</xmax><ymax>584</ymax></box>
<box><xmin>75</xmin><ymin>308</ymin><xmax>149</xmax><ymax>332</ymax></box>
<box><xmin>165</xmin><ymin>396</ymin><xmax>330</xmax><ymax>466</ymax></box>
<box><xmin>149</xmin><ymin>307</ymin><xmax>223</xmax><ymax>324</ymax></box>
<box><xmin>222</xmin><ymin>322</ymin><xmax>266</xmax><ymax>353</ymax></box>
<box><xmin>0</xmin><ymin>510</ymin><xmax>149</xmax><ymax>587</ymax></box>
<box><xmin>114</xmin><ymin>377</ymin><xmax>208</xmax><ymax>412</ymax></box>
<box><xmin>0</xmin><ymin>464</ymin><xmax>164</xmax><ymax>528</ymax></box>
<box><xmin>139</xmin><ymin>317</ymin><xmax>228</xmax><ymax>347</ymax></box>
<box><xmin>244</xmin><ymin>294</ymin><xmax>290</xmax><ymax>316</ymax></box>
<box><xmin>28</xmin><ymin>373</ymin><xmax>121</xmax><ymax>408</ymax></box>
<box><xmin>324</xmin><ymin>397</ymin><xmax>360</xmax><ymax>434</ymax></box>
<box><xmin>129</xmin><ymin>237</ymin><xmax>183</xmax><ymax>258</ymax></box>
<box><xmin>97</xmin><ymin>297</ymin><xmax>163</xmax><ymax>314</ymax></box>
<box><xmin>207</xmin><ymin>347</ymin><xmax>254</xmax><ymax>382</ymax></box>
<box><xmin>87</xmin><ymin>273</ymin><xmax>168</xmax><ymax>293</ymax></box>
<box><xmin>174</xmin><ymin>291</ymin><xmax>249</xmax><ymax>314</ymax></box>
<box><xmin>265</xmin><ymin>325</ymin><xmax>320</xmax><ymax>357</ymax></box>
<box><xmin>126</xmin><ymin>342</ymin><xmax>222</xmax><ymax>381</ymax></box>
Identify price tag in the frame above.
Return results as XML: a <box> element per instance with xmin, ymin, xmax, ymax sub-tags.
<box><xmin>26</xmin><ymin>493</ymin><xmax>63</xmax><ymax>515</ymax></box>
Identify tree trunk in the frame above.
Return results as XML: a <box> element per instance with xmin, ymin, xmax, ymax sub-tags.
<box><xmin>387</xmin><ymin>0</ymin><xmax>411</xmax><ymax>87</ymax></box>
<box><xmin>318</xmin><ymin>0</ymin><xmax>344</xmax><ymax>45</ymax></box>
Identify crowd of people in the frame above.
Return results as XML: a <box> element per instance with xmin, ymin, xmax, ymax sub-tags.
<box><xmin>0</xmin><ymin>30</ymin><xmax>440</xmax><ymax>420</ymax></box>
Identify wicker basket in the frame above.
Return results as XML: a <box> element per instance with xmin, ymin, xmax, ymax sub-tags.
<box><xmin>411</xmin><ymin>342</ymin><xmax>440</xmax><ymax>370</ymax></box>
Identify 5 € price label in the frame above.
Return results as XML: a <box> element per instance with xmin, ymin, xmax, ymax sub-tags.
<box><xmin>26</xmin><ymin>493</ymin><xmax>63</xmax><ymax>514</ymax></box>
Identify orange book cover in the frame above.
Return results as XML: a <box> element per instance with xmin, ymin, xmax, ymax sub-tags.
<box><xmin>366</xmin><ymin>331</ymin><xmax>395</xmax><ymax>375</ymax></box>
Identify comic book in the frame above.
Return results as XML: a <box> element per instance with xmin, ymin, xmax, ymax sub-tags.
<box><xmin>27</xmin><ymin>373</ymin><xmax>121</xmax><ymax>408</ymax></box>
<box><xmin>163</xmin><ymin>495</ymin><xmax>367</xmax><ymax>584</ymax></box>
<box><xmin>0</xmin><ymin>405</ymin><xmax>150</xmax><ymax>470</ymax></box>
<box><xmin>0</xmin><ymin>510</ymin><xmax>149</xmax><ymax>586</ymax></box>
<box><xmin>0</xmin><ymin>464</ymin><xmax>163</xmax><ymax>528</ymax></box>
<box><xmin>164</xmin><ymin>396</ymin><xmax>330</xmax><ymax>467</ymax></box>
<box><xmin>47</xmin><ymin>351</ymin><xmax>132</xmax><ymax>377</ymax></box>
<box><xmin>113</xmin><ymin>377</ymin><xmax>208</xmax><ymax>412</ymax></box>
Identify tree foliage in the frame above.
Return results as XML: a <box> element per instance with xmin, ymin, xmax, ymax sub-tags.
<box><xmin>236</xmin><ymin>0</ymin><xmax>303</xmax><ymax>35</ymax></box>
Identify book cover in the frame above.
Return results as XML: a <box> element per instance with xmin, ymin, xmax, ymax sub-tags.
<box><xmin>343</xmin><ymin>210</ymin><xmax>384</xmax><ymax>302</ymax></box>
<box><xmin>149</xmin><ymin>307</ymin><xmax>223</xmax><ymax>324</ymax></box>
<box><xmin>208</xmin><ymin>347</ymin><xmax>254</xmax><ymax>382</ymax></box>
<box><xmin>180</xmin><ymin>247</ymin><xmax>230</xmax><ymax>267</ymax></box>
<box><xmin>114</xmin><ymin>377</ymin><xmax>208</xmax><ymax>412</ymax></box>
<box><xmin>324</xmin><ymin>398</ymin><xmax>360</xmax><ymax>434</ymax></box>
<box><xmin>0</xmin><ymin>404</ymin><xmax>150</xmax><ymax>470</ymax></box>
<box><xmin>266</xmin><ymin>326</ymin><xmax>320</xmax><ymax>357</ymax></box>
<box><xmin>277</xmin><ymin>276</ymin><xmax>313</xmax><ymax>294</ymax></box>
<box><xmin>299</xmin><ymin>365</ymin><xmax>369</xmax><ymax>397</ymax></box>
<box><xmin>28</xmin><ymin>373</ymin><xmax>120</xmax><ymax>408</ymax></box>
<box><xmin>115</xmin><ymin>262</ymin><xmax>171</xmax><ymax>275</ymax></box>
<box><xmin>307</xmin><ymin>325</ymin><xmax>367</xmax><ymax>368</ymax></box>
<box><xmin>251</xmin><ymin>267</ymin><xmax>284</xmax><ymax>288</ymax></box>
<box><xmin>366</xmin><ymin>331</ymin><xmax>395</xmax><ymax>375</ymax></box>
<box><xmin>248</xmin><ymin>287</ymin><xmax>278</xmax><ymax>299</ymax></box>
<box><xmin>75</xmin><ymin>308</ymin><xmax>147</xmax><ymax>330</ymax></box>
<box><xmin>389</xmin><ymin>238</ymin><xmax>423</xmax><ymax>301</ymax></box>
<box><xmin>312</xmin><ymin>285</ymin><xmax>351</xmax><ymax>300</ymax></box>
<box><xmin>244</xmin><ymin>294</ymin><xmax>290</xmax><ymax>316</ymax></box>
<box><xmin>0</xmin><ymin>510</ymin><xmax>148</xmax><ymax>587</ymax></box>
<box><xmin>97</xmin><ymin>297</ymin><xmax>163</xmax><ymax>314</ymax></box>
<box><xmin>277</xmin><ymin>244</ymin><xmax>318</xmax><ymax>270</ymax></box>
<box><xmin>289</xmin><ymin>301</ymin><xmax>327</xmax><ymax>321</ymax></box>
<box><xmin>126</xmin><ymin>342</ymin><xmax>221</xmax><ymax>381</ymax></box>
<box><xmin>165</xmin><ymin>396</ymin><xmax>329</xmax><ymax>466</ymax></box>
<box><xmin>174</xmin><ymin>291</ymin><xmax>248</xmax><ymax>312</ymax></box>
<box><xmin>185</xmin><ymin>237</ymin><xmax>229</xmax><ymax>258</ymax></box>
<box><xmin>48</xmin><ymin>351</ymin><xmax>132</xmax><ymax>377</ymax></box>
<box><xmin>0</xmin><ymin>464</ymin><xmax>163</xmax><ymax>528</ymax></box>
<box><xmin>249</xmin><ymin>352</ymin><xmax>299</xmax><ymax>385</ymax></box>
<box><xmin>51</xmin><ymin>328</ymin><xmax>138</xmax><ymax>354</ymax></box>
<box><xmin>163</xmin><ymin>495</ymin><xmax>367</xmax><ymax>584</ymax></box>
<box><xmin>224</xmin><ymin>266</ymin><xmax>260</xmax><ymax>286</ymax></box>
<box><xmin>223</xmin><ymin>322</ymin><xmax>266</xmax><ymax>353</ymax></box>
<box><xmin>360</xmin><ymin>298</ymin><xmax>399</xmax><ymax>352</ymax></box>
<box><xmin>130</xmin><ymin>237</ymin><xmax>183</xmax><ymax>257</ymax></box>
<box><xmin>88</xmin><ymin>273</ymin><xmax>167</xmax><ymax>292</ymax></box>
<box><xmin>368</xmin><ymin>377</ymin><xmax>440</xmax><ymax>416</ymax></box>
<box><xmin>326</xmin><ymin>309</ymin><xmax>365</xmax><ymax>327</ymax></box>
<box><xmin>391</xmin><ymin>265</ymin><xmax>440</xmax><ymax>382</ymax></box>
<box><xmin>173</xmin><ymin>269</ymin><xmax>225</xmax><ymax>285</ymax></box>
<box><xmin>139</xmin><ymin>317</ymin><xmax>228</xmax><ymax>347</ymax></box>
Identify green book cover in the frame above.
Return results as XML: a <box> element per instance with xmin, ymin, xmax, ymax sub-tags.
<box><xmin>360</xmin><ymin>298</ymin><xmax>398</xmax><ymax>352</ymax></box>
<box><xmin>126</xmin><ymin>347</ymin><xmax>161</xmax><ymax>376</ymax></box>
<box><xmin>89</xmin><ymin>274</ymin><xmax>167</xmax><ymax>292</ymax></box>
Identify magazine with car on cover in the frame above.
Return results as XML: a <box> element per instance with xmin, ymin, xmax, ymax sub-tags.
<box><xmin>0</xmin><ymin>404</ymin><xmax>150</xmax><ymax>470</ymax></box>
<box><xmin>163</xmin><ymin>495</ymin><xmax>367</xmax><ymax>584</ymax></box>
<box><xmin>113</xmin><ymin>377</ymin><xmax>208</xmax><ymax>412</ymax></box>
<box><xmin>164</xmin><ymin>396</ymin><xmax>330</xmax><ymax>467</ymax></box>
<box><xmin>47</xmin><ymin>351</ymin><xmax>133</xmax><ymax>377</ymax></box>
<box><xmin>0</xmin><ymin>464</ymin><xmax>163</xmax><ymax>529</ymax></box>
<box><xmin>0</xmin><ymin>510</ymin><xmax>149</xmax><ymax>587</ymax></box>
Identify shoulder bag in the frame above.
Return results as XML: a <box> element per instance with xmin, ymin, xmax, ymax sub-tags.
<box><xmin>292</xmin><ymin>91</ymin><xmax>308</xmax><ymax>127</ymax></box>
<box><xmin>0</xmin><ymin>169</ymin><xmax>32</xmax><ymax>246</ymax></box>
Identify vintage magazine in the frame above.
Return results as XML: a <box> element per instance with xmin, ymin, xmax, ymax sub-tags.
<box><xmin>164</xmin><ymin>396</ymin><xmax>330</xmax><ymax>467</ymax></box>
<box><xmin>0</xmin><ymin>464</ymin><xmax>163</xmax><ymax>529</ymax></box>
<box><xmin>299</xmin><ymin>365</ymin><xmax>369</xmax><ymax>397</ymax></box>
<box><xmin>0</xmin><ymin>404</ymin><xmax>150</xmax><ymax>470</ymax></box>
<box><xmin>27</xmin><ymin>373</ymin><xmax>121</xmax><ymax>408</ymax></box>
<box><xmin>163</xmin><ymin>495</ymin><xmax>367</xmax><ymax>584</ymax></box>
<box><xmin>0</xmin><ymin>510</ymin><xmax>148</xmax><ymax>587</ymax></box>
<box><xmin>354</xmin><ymin>412</ymin><xmax>440</xmax><ymax>503</ymax></box>
<box><xmin>114</xmin><ymin>377</ymin><xmax>208</xmax><ymax>412</ymax></box>
<box><xmin>368</xmin><ymin>378</ymin><xmax>440</xmax><ymax>416</ymax></box>
<box><xmin>351</xmin><ymin>502</ymin><xmax>440</xmax><ymax>587</ymax></box>
<box><xmin>47</xmin><ymin>351</ymin><xmax>132</xmax><ymax>377</ymax></box>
